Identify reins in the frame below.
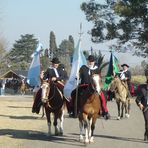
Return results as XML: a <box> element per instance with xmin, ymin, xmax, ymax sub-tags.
<box><xmin>43</xmin><ymin>81</ymin><xmax>64</xmax><ymax>110</ymax></box>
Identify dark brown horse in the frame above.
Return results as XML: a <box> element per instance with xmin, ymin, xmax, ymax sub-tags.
<box><xmin>32</xmin><ymin>80</ymin><xmax>66</xmax><ymax>136</ymax></box>
<box><xmin>72</xmin><ymin>74</ymin><xmax>101</xmax><ymax>144</ymax></box>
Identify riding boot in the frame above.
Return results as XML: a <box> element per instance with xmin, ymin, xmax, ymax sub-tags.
<box><xmin>100</xmin><ymin>91</ymin><xmax>110</xmax><ymax>120</ymax></box>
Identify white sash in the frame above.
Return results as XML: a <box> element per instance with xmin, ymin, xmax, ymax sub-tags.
<box><xmin>53</xmin><ymin>68</ymin><xmax>59</xmax><ymax>77</ymax></box>
<box><xmin>88</xmin><ymin>65</ymin><xmax>98</xmax><ymax>75</ymax></box>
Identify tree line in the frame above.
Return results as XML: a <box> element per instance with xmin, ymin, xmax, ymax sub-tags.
<box><xmin>0</xmin><ymin>32</ymin><xmax>77</xmax><ymax>74</ymax></box>
<box><xmin>0</xmin><ymin>0</ymin><xmax>147</xmax><ymax>75</ymax></box>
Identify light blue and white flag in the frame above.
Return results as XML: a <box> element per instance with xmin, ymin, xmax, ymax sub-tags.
<box><xmin>64</xmin><ymin>38</ymin><xmax>87</xmax><ymax>98</ymax></box>
<box><xmin>27</xmin><ymin>43</ymin><xmax>43</xmax><ymax>87</ymax></box>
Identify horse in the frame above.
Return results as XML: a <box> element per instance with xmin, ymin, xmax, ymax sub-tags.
<box><xmin>32</xmin><ymin>80</ymin><xmax>66</xmax><ymax>136</ymax></box>
<box><xmin>108</xmin><ymin>76</ymin><xmax>130</xmax><ymax>120</ymax></box>
<box><xmin>20</xmin><ymin>82</ymin><xmax>27</xmax><ymax>95</ymax></box>
<box><xmin>71</xmin><ymin>74</ymin><xmax>101</xmax><ymax>144</ymax></box>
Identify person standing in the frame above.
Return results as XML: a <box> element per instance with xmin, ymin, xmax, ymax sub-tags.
<box><xmin>135</xmin><ymin>79</ymin><xmax>148</xmax><ymax>141</ymax></box>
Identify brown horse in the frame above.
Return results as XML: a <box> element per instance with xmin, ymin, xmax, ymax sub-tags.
<box><xmin>20</xmin><ymin>82</ymin><xmax>27</xmax><ymax>95</ymax></box>
<box><xmin>40</xmin><ymin>80</ymin><xmax>66</xmax><ymax>136</ymax></box>
<box><xmin>72</xmin><ymin>74</ymin><xmax>101</xmax><ymax>144</ymax></box>
<box><xmin>108</xmin><ymin>76</ymin><xmax>130</xmax><ymax>120</ymax></box>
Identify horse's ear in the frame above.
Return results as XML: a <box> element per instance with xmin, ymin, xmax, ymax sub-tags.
<box><xmin>42</xmin><ymin>79</ymin><xmax>48</xmax><ymax>83</ymax></box>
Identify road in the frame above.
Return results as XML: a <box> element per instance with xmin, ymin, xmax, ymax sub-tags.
<box><xmin>0</xmin><ymin>95</ymin><xmax>147</xmax><ymax>148</ymax></box>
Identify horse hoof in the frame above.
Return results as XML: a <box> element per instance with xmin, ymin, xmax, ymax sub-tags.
<box><xmin>125</xmin><ymin>114</ymin><xmax>130</xmax><ymax>118</ymax></box>
<box><xmin>89</xmin><ymin>137</ymin><xmax>94</xmax><ymax>143</ymax></box>
<box><xmin>79</xmin><ymin>135</ymin><xmax>84</xmax><ymax>142</ymax></box>
<box><xmin>84</xmin><ymin>139</ymin><xmax>89</xmax><ymax>144</ymax></box>
<box><xmin>117</xmin><ymin>116</ymin><xmax>120</xmax><ymax>120</ymax></box>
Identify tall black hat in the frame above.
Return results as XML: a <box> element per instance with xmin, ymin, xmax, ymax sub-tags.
<box><xmin>121</xmin><ymin>64</ymin><xmax>129</xmax><ymax>68</ymax></box>
<box><xmin>87</xmin><ymin>55</ymin><xmax>95</xmax><ymax>62</ymax></box>
<box><xmin>51</xmin><ymin>57</ymin><xmax>60</xmax><ymax>64</ymax></box>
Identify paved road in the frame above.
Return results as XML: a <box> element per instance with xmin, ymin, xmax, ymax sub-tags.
<box><xmin>0</xmin><ymin>96</ymin><xmax>147</xmax><ymax>148</ymax></box>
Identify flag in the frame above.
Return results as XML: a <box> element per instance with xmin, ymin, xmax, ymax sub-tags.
<box><xmin>104</xmin><ymin>52</ymin><xmax>119</xmax><ymax>90</ymax></box>
<box><xmin>27</xmin><ymin>43</ymin><xmax>42</xmax><ymax>87</ymax></box>
<box><xmin>64</xmin><ymin>38</ymin><xmax>87</xmax><ymax>98</ymax></box>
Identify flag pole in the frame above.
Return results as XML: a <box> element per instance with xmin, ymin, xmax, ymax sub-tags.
<box><xmin>74</xmin><ymin>23</ymin><xmax>83</xmax><ymax>118</ymax></box>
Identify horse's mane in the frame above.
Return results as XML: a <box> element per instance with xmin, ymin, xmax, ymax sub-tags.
<box><xmin>110</xmin><ymin>77</ymin><xmax>128</xmax><ymax>101</ymax></box>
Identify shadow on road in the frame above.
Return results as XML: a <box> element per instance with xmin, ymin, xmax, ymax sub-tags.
<box><xmin>70</xmin><ymin>133</ymin><xmax>147</xmax><ymax>144</ymax></box>
<box><xmin>0</xmin><ymin>129</ymin><xmax>84</xmax><ymax>147</ymax></box>
<box><xmin>96</xmin><ymin>134</ymin><xmax>147</xmax><ymax>144</ymax></box>
<box><xmin>7</xmin><ymin>106</ymin><xmax>32</xmax><ymax>109</ymax></box>
<box><xmin>0</xmin><ymin>114</ymin><xmax>44</xmax><ymax>120</ymax></box>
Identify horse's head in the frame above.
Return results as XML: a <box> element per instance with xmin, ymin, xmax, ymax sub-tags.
<box><xmin>41</xmin><ymin>80</ymin><xmax>50</xmax><ymax>103</ymax></box>
<box><xmin>109</xmin><ymin>76</ymin><xmax>120</xmax><ymax>92</ymax></box>
<box><xmin>91</xmin><ymin>74</ymin><xmax>101</xmax><ymax>93</ymax></box>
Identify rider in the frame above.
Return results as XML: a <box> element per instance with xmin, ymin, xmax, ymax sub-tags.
<box><xmin>43</xmin><ymin>57</ymin><xmax>68</xmax><ymax>92</ymax></box>
<box><xmin>71</xmin><ymin>55</ymin><xmax>110</xmax><ymax>119</ymax></box>
<box><xmin>119</xmin><ymin>63</ymin><xmax>132</xmax><ymax>93</ymax></box>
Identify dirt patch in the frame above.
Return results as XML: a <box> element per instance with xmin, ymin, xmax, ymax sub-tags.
<box><xmin>0</xmin><ymin>95</ymin><xmax>46</xmax><ymax>148</ymax></box>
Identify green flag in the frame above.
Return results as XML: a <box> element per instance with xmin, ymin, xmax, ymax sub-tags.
<box><xmin>104</xmin><ymin>52</ymin><xmax>119</xmax><ymax>90</ymax></box>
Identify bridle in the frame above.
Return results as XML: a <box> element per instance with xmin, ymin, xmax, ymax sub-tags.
<box><xmin>41</xmin><ymin>81</ymin><xmax>64</xmax><ymax>109</ymax></box>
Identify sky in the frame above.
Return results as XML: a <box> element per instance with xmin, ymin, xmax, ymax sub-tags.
<box><xmin>1</xmin><ymin>0</ymin><xmax>147</xmax><ymax>66</ymax></box>
<box><xmin>1</xmin><ymin>0</ymin><xmax>93</xmax><ymax>50</ymax></box>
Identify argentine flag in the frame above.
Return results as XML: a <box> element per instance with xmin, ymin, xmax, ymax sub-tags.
<box><xmin>27</xmin><ymin>43</ymin><xmax>42</xmax><ymax>87</ymax></box>
<box><xmin>64</xmin><ymin>38</ymin><xmax>87</xmax><ymax>98</ymax></box>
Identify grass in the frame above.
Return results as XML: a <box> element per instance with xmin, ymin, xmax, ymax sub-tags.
<box><xmin>131</xmin><ymin>75</ymin><xmax>146</xmax><ymax>85</ymax></box>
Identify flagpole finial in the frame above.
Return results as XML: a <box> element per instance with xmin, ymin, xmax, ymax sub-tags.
<box><xmin>79</xmin><ymin>23</ymin><xmax>83</xmax><ymax>39</ymax></box>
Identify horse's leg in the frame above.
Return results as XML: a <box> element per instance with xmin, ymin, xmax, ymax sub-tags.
<box><xmin>127</xmin><ymin>98</ymin><xmax>131</xmax><ymax>117</ymax></box>
<box><xmin>41</xmin><ymin>105</ymin><xmax>44</xmax><ymax>118</ymax></box>
<box><xmin>90</xmin><ymin>114</ymin><xmax>97</xmax><ymax>143</ymax></box>
<box><xmin>121</xmin><ymin>102</ymin><xmax>124</xmax><ymax>118</ymax></box>
<box><xmin>125</xmin><ymin>100</ymin><xmax>130</xmax><ymax>118</ymax></box>
<box><xmin>116</xmin><ymin>101</ymin><xmax>120</xmax><ymax>120</ymax></box>
<box><xmin>59</xmin><ymin>108</ymin><xmax>65</xmax><ymax>135</ymax></box>
<box><xmin>78</xmin><ymin>114</ymin><xmax>84</xmax><ymax>142</ymax></box>
<box><xmin>83</xmin><ymin>114</ymin><xmax>89</xmax><ymax>144</ymax></box>
<box><xmin>44</xmin><ymin>106</ymin><xmax>51</xmax><ymax>136</ymax></box>
<box><xmin>88</xmin><ymin>118</ymin><xmax>92</xmax><ymax>142</ymax></box>
<box><xmin>53</xmin><ymin>112</ymin><xmax>59</xmax><ymax>135</ymax></box>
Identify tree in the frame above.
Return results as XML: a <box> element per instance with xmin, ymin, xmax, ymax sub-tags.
<box><xmin>0</xmin><ymin>37</ymin><xmax>7</xmax><ymax>74</ymax></box>
<box><xmin>58</xmin><ymin>36</ymin><xmax>75</xmax><ymax>74</ymax></box>
<box><xmin>49</xmin><ymin>31</ymin><xmax>58</xmax><ymax>58</ymax></box>
<box><xmin>59</xmin><ymin>38</ymin><xmax>74</xmax><ymax>54</ymax></box>
<box><xmin>6</xmin><ymin>34</ymin><xmax>38</xmax><ymax>70</ymax></box>
<box><xmin>114</xmin><ymin>0</ymin><xmax>148</xmax><ymax>54</ymax></box>
<box><xmin>68</xmin><ymin>35</ymin><xmax>75</xmax><ymax>50</ymax></box>
<box><xmin>81</xmin><ymin>0</ymin><xmax>148</xmax><ymax>56</ymax></box>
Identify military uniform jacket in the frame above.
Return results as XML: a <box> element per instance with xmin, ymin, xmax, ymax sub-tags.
<box><xmin>43</xmin><ymin>67</ymin><xmax>68</xmax><ymax>82</ymax></box>
<box><xmin>124</xmin><ymin>70</ymin><xmax>131</xmax><ymax>80</ymax></box>
<box><xmin>79</xmin><ymin>65</ymin><xmax>99</xmax><ymax>84</ymax></box>
<box><xmin>135</xmin><ymin>84</ymin><xmax>148</xmax><ymax>108</ymax></box>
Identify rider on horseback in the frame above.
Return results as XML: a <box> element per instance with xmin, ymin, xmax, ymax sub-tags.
<box><xmin>43</xmin><ymin>57</ymin><xmax>68</xmax><ymax>92</ymax></box>
<box><xmin>70</xmin><ymin>55</ymin><xmax>110</xmax><ymax>119</ymax></box>
<box><xmin>119</xmin><ymin>63</ymin><xmax>132</xmax><ymax>96</ymax></box>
